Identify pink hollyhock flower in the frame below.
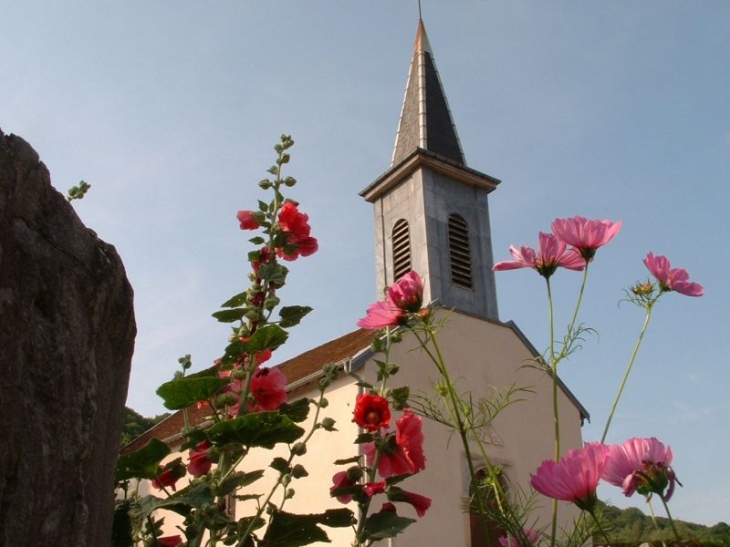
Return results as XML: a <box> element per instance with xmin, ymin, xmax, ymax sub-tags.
<box><xmin>603</xmin><ymin>437</ymin><xmax>679</xmax><ymax>501</ymax></box>
<box><xmin>530</xmin><ymin>443</ymin><xmax>608</xmax><ymax>512</ymax></box>
<box><xmin>248</xmin><ymin>366</ymin><xmax>287</xmax><ymax>412</ymax></box>
<box><xmin>494</xmin><ymin>232</ymin><xmax>586</xmax><ymax>278</ymax></box>
<box><xmin>643</xmin><ymin>252</ymin><xmax>703</xmax><ymax>297</ymax></box>
<box><xmin>364</xmin><ymin>410</ymin><xmax>426</xmax><ymax>478</ymax></box>
<box><xmin>157</xmin><ymin>536</ymin><xmax>183</xmax><ymax>547</ymax></box>
<box><xmin>499</xmin><ymin>528</ymin><xmax>541</xmax><ymax>547</ymax></box>
<box><xmin>551</xmin><ymin>216</ymin><xmax>621</xmax><ymax>260</ymax></box>
<box><xmin>356</xmin><ymin>300</ymin><xmax>404</xmax><ymax>330</ymax></box>
<box><xmin>236</xmin><ymin>210</ymin><xmax>260</xmax><ymax>230</ymax></box>
<box><xmin>187</xmin><ymin>440</ymin><xmax>213</xmax><ymax>477</ymax></box>
<box><xmin>387</xmin><ymin>271</ymin><xmax>424</xmax><ymax>312</ymax></box>
<box><xmin>387</xmin><ymin>487</ymin><xmax>432</xmax><ymax>517</ymax></box>
<box><xmin>353</xmin><ymin>393</ymin><xmax>392</xmax><ymax>431</ymax></box>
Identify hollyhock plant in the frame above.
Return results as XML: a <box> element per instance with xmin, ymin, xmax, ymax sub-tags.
<box><xmin>353</xmin><ymin>393</ymin><xmax>392</xmax><ymax>431</ymax></box>
<box><xmin>248</xmin><ymin>366</ymin><xmax>288</xmax><ymax>412</ymax></box>
<box><xmin>331</xmin><ymin>470</ymin><xmax>359</xmax><ymax>504</ymax></box>
<box><xmin>603</xmin><ymin>437</ymin><xmax>679</xmax><ymax>501</ymax></box>
<box><xmin>551</xmin><ymin>216</ymin><xmax>621</xmax><ymax>260</ymax></box>
<box><xmin>277</xmin><ymin>201</ymin><xmax>319</xmax><ymax>260</ymax></box>
<box><xmin>530</xmin><ymin>443</ymin><xmax>608</xmax><ymax>512</ymax></box>
<box><xmin>643</xmin><ymin>252</ymin><xmax>704</xmax><ymax>297</ymax></box>
<box><xmin>187</xmin><ymin>440</ymin><xmax>213</xmax><ymax>477</ymax></box>
<box><xmin>493</xmin><ymin>232</ymin><xmax>586</xmax><ymax>278</ymax></box>
<box><xmin>151</xmin><ymin>462</ymin><xmax>186</xmax><ymax>492</ymax></box>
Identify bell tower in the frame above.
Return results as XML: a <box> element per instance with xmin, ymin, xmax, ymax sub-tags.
<box><xmin>360</xmin><ymin>19</ymin><xmax>501</xmax><ymax>321</ymax></box>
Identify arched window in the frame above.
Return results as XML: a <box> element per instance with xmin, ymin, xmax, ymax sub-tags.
<box><xmin>469</xmin><ymin>468</ymin><xmax>506</xmax><ymax>547</ymax></box>
<box><xmin>448</xmin><ymin>214</ymin><xmax>473</xmax><ymax>289</ymax></box>
<box><xmin>392</xmin><ymin>219</ymin><xmax>411</xmax><ymax>281</ymax></box>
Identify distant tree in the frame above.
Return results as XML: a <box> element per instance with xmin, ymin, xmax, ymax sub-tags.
<box><xmin>120</xmin><ymin>406</ymin><xmax>169</xmax><ymax>446</ymax></box>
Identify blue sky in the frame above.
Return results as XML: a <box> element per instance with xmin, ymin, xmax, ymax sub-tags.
<box><xmin>2</xmin><ymin>1</ymin><xmax>728</xmax><ymax>527</ymax></box>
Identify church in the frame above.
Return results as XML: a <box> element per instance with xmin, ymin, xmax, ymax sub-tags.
<box><xmin>124</xmin><ymin>18</ymin><xmax>587</xmax><ymax>546</ymax></box>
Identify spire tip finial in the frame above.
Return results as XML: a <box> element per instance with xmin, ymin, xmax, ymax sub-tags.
<box><xmin>418</xmin><ymin>0</ymin><xmax>422</xmax><ymax>20</ymax></box>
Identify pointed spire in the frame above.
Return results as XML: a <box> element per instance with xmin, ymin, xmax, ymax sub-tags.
<box><xmin>391</xmin><ymin>19</ymin><xmax>465</xmax><ymax>167</ymax></box>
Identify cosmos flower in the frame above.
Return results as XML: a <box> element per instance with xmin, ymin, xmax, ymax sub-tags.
<box><xmin>643</xmin><ymin>252</ymin><xmax>703</xmax><ymax>297</ymax></box>
<box><xmin>551</xmin><ymin>216</ymin><xmax>621</xmax><ymax>260</ymax></box>
<box><xmin>493</xmin><ymin>232</ymin><xmax>585</xmax><ymax>278</ymax></box>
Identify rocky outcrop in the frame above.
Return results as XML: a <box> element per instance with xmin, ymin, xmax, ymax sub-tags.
<box><xmin>0</xmin><ymin>128</ymin><xmax>136</xmax><ymax>546</ymax></box>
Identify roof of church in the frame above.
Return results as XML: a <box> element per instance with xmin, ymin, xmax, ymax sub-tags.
<box><xmin>391</xmin><ymin>19</ymin><xmax>466</xmax><ymax>167</ymax></box>
<box><xmin>121</xmin><ymin>328</ymin><xmax>375</xmax><ymax>454</ymax></box>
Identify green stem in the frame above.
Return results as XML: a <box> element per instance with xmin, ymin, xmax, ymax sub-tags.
<box><xmin>588</xmin><ymin>510</ymin><xmax>612</xmax><ymax>545</ymax></box>
<box><xmin>660</xmin><ymin>496</ymin><xmax>681</xmax><ymax>543</ymax></box>
<box><xmin>600</xmin><ymin>304</ymin><xmax>653</xmax><ymax>443</ymax></box>
<box><xmin>545</xmin><ymin>277</ymin><xmax>559</xmax><ymax>547</ymax></box>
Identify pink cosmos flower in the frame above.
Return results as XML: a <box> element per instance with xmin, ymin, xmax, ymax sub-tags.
<box><xmin>236</xmin><ymin>210</ymin><xmax>260</xmax><ymax>230</ymax></box>
<box><xmin>643</xmin><ymin>252</ymin><xmax>703</xmax><ymax>297</ymax></box>
<box><xmin>551</xmin><ymin>216</ymin><xmax>621</xmax><ymax>260</ymax></box>
<box><xmin>387</xmin><ymin>487</ymin><xmax>432</xmax><ymax>517</ymax></box>
<box><xmin>493</xmin><ymin>232</ymin><xmax>586</xmax><ymax>278</ymax></box>
<box><xmin>187</xmin><ymin>440</ymin><xmax>213</xmax><ymax>477</ymax></box>
<box><xmin>357</xmin><ymin>300</ymin><xmax>404</xmax><ymax>330</ymax></box>
<box><xmin>603</xmin><ymin>437</ymin><xmax>679</xmax><ymax>501</ymax></box>
<box><xmin>363</xmin><ymin>410</ymin><xmax>426</xmax><ymax>478</ymax></box>
<box><xmin>499</xmin><ymin>528</ymin><xmax>541</xmax><ymax>547</ymax></box>
<box><xmin>530</xmin><ymin>443</ymin><xmax>609</xmax><ymax>512</ymax></box>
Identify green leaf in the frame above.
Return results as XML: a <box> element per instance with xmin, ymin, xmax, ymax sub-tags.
<box><xmin>157</xmin><ymin>377</ymin><xmax>229</xmax><ymax>410</ymax></box>
<box><xmin>278</xmin><ymin>398</ymin><xmax>311</xmax><ymax>423</ymax></box>
<box><xmin>208</xmin><ymin>412</ymin><xmax>305</xmax><ymax>448</ymax></box>
<box><xmin>242</xmin><ymin>324</ymin><xmax>289</xmax><ymax>353</ymax></box>
<box><xmin>270</xmin><ymin>457</ymin><xmax>291</xmax><ymax>475</ymax></box>
<box><xmin>249</xmin><ymin>236</ymin><xmax>265</xmax><ymax>245</ymax></box>
<box><xmin>260</xmin><ymin>509</ymin><xmax>355</xmax><ymax>547</ymax></box>
<box><xmin>258</xmin><ymin>263</ymin><xmax>288</xmax><ymax>287</ymax></box>
<box><xmin>361</xmin><ymin>511</ymin><xmax>415</xmax><ymax>541</ymax></box>
<box><xmin>220</xmin><ymin>292</ymin><xmax>248</xmax><ymax>308</ymax></box>
<box><xmin>389</xmin><ymin>386</ymin><xmax>410</xmax><ymax>410</ymax></box>
<box><xmin>217</xmin><ymin>470</ymin><xmax>265</xmax><ymax>497</ymax></box>
<box><xmin>212</xmin><ymin>307</ymin><xmax>247</xmax><ymax>323</ymax></box>
<box><xmin>278</xmin><ymin>306</ymin><xmax>313</xmax><ymax>328</ymax></box>
<box><xmin>220</xmin><ymin>339</ymin><xmax>244</xmax><ymax>366</ymax></box>
<box><xmin>333</xmin><ymin>456</ymin><xmax>360</xmax><ymax>466</ymax></box>
<box><xmin>115</xmin><ymin>438</ymin><xmax>170</xmax><ymax>481</ymax></box>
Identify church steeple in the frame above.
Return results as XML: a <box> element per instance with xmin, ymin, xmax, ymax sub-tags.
<box><xmin>391</xmin><ymin>19</ymin><xmax>465</xmax><ymax>166</ymax></box>
<box><xmin>361</xmin><ymin>19</ymin><xmax>501</xmax><ymax>322</ymax></box>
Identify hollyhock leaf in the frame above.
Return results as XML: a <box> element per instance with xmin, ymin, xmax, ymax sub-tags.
<box><xmin>292</xmin><ymin>464</ymin><xmax>308</xmax><ymax>479</ymax></box>
<box><xmin>278</xmin><ymin>305</ymin><xmax>313</xmax><ymax>328</ymax></box>
<box><xmin>278</xmin><ymin>398</ymin><xmax>311</xmax><ymax>423</ymax></box>
<box><xmin>217</xmin><ymin>470</ymin><xmax>265</xmax><ymax>496</ymax></box>
<box><xmin>242</xmin><ymin>324</ymin><xmax>289</xmax><ymax>353</ymax></box>
<box><xmin>355</xmin><ymin>432</ymin><xmax>375</xmax><ymax>444</ymax></box>
<box><xmin>260</xmin><ymin>510</ymin><xmax>330</xmax><ymax>547</ymax></box>
<box><xmin>116</xmin><ymin>439</ymin><xmax>170</xmax><ymax>481</ymax></box>
<box><xmin>361</xmin><ymin>511</ymin><xmax>415</xmax><ymax>540</ymax></box>
<box><xmin>249</xmin><ymin>236</ymin><xmax>266</xmax><ymax>245</ymax></box>
<box><xmin>334</xmin><ymin>456</ymin><xmax>361</xmax><ymax>465</ymax></box>
<box><xmin>220</xmin><ymin>339</ymin><xmax>245</xmax><ymax>366</ymax></box>
<box><xmin>258</xmin><ymin>199</ymin><xmax>269</xmax><ymax>212</ymax></box>
<box><xmin>389</xmin><ymin>386</ymin><xmax>410</xmax><ymax>410</ymax></box>
<box><xmin>212</xmin><ymin>307</ymin><xmax>247</xmax><ymax>323</ymax></box>
<box><xmin>157</xmin><ymin>377</ymin><xmax>229</xmax><ymax>410</ymax></box>
<box><xmin>208</xmin><ymin>412</ymin><xmax>305</xmax><ymax>448</ymax></box>
<box><xmin>258</xmin><ymin>262</ymin><xmax>288</xmax><ymax>287</ymax></box>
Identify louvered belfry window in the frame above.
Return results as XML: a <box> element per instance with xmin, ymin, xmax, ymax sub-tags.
<box><xmin>392</xmin><ymin>219</ymin><xmax>412</xmax><ymax>281</ymax></box>
<box><xmin>448</xmin><ymin>214</ymin><xmax>473</xmax><ymax>288</ymax></box>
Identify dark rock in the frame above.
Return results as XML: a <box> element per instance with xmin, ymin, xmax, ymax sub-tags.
<box><xmin>0</xmin><ymin>128</ymin><xmax>136</xmax><ymax>546</ymax></box>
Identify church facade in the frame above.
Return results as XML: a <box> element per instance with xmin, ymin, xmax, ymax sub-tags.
<box><xmin>124</xmin><ymin>19</ymin><xmax>587</xmax><ymax>546</ymax></box>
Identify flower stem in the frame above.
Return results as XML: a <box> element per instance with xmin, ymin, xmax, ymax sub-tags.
<box><xmin>600</xmin><ymin>303</ymin><xmax>653</xmax><ymax>443</ymax></box>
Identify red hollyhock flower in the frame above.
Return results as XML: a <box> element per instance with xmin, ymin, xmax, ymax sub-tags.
<box><xmin>157</xmin><ymin>536</ymin><xmax>183</xmax><ymax>547</ymax></box>
<box><xmin>276</xmin><ymin>202</ymin><xmax>318</xmax><ymax>261</ymax></box>
<box><xmin>364</xmin><ymin>410</ymin><xmax>426</xmax><ymax>478</ymax></box>
<box><xmin>387</xmin><ymin>487</ymin><xmax>432</xmax><ymax>517</ymax></box>
<box><xmin>151</xmin><ymin>461</ymin><xmax>186</xmax><ymax>491</ymax></box>
<box><xmin>236</xmin><ymin>210</ymin><xmax>260</xmax><ymax>230</ymax></box>
<box><xmin>248</xmin><ymin>366</ymin><xmax>287</xmax><ymax>412</ymax></box>
<box><xmin>352</xmin><ymin>393</ymin><xmax>391</xmax><ymax>431</ymax></box>
<box><xmin>187</xmin><ymin>440</ymin><xmax>213</xmax><ymax>477</ymax></box>
<box><xmin>330</xmin><ymin>470</ymin><xmax>357</xmax><ymax>504</ymax></box>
